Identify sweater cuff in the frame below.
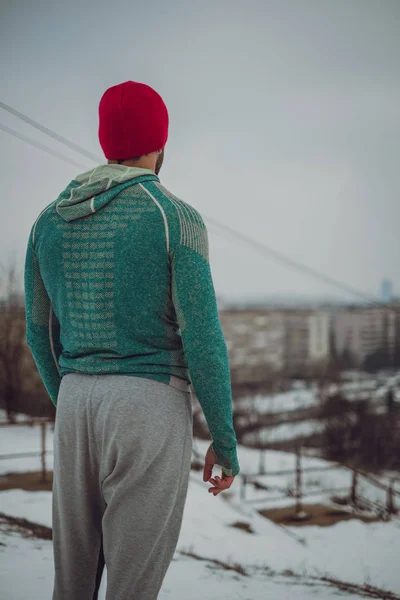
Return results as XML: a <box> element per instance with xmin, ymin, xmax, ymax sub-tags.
<box><xmin>209</xmin><ymin>442</ymin><xmax>240</xmax><ymax>477</ymax></box>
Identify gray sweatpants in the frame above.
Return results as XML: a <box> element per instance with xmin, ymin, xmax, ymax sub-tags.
<box><xmin>52</xmin><ymin>373</ymin><xmax>193</xmax><ymax>600</ymax></box>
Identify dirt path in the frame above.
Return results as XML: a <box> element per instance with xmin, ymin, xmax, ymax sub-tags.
<box><xmin>0</xmin><ymin>512</ymin><xmax>52</xmax><ymax>540</ymax></box>
<box><xmin>0</xmin><ymin>470</ymin><xmax>53</xmax><ymax>492</ymax></box>
<box><xmin>261</xmin><ymin>503</ymin><xmax>379</xmax><ymax>527</ymax></box>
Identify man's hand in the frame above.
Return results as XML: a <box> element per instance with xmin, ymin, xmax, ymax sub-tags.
<box><xmin>203</xmin><ymin>445</ymin><xmax>235</xmax><ymax>496</ymax></box>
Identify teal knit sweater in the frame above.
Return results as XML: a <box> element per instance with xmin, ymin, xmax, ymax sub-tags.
<box><xmin>24</xmin><ymin>164</ymin><xmax>240</xmax><ymax>476</ymax></box>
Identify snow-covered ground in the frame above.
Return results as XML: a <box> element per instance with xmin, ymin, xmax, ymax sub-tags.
<box><xmin>1</xmin><ymin>521</ymin><xmax>363</xmax><ymax>600</ymax></box>
<box><xmin>242</xmin><ymin>418</ymin><xmax>325</xmax><ymax>445</ymax></box>
<box><xmin>236</xmin><ymin>387</ymin><xmax>318</xmax><ymax>415</ymax></box>
<box><xmin>229</xmin><ymin>371</ymin><xmax>400</xmax><ymax>446</ymax></box>
<box><xmin>235</xmin><ymin>371</ymin><xmax>400</xmax><ymax>417</ymax></box>
<box><xmin>0</xmin><ymin>411</ymin><xmax>32</xmax><ymax>424</ymax></box>
<box><xmin>1</xmin><ymin>472</ymin><xmax>399</xmax><ymax>598</ymax></box>
<box><xmin>1</xmin><ymin>416</ymin><xmax>400</xmax><ymax>597</ymax></box>
<box><xmin>3</xmin><ymin>417</ymin><xmax>398</xmax><ymax>511</ymax></box>
<box><xmin>0</xmin><ymin>420</ymin><xmax>54</xmax><ymax>475</ymax></box>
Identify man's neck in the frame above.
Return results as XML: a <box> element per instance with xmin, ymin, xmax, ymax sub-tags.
<box><xmin>108</xmin><ymin>158</ymin><xmax>156</xmax><ymax>172</ymax></box>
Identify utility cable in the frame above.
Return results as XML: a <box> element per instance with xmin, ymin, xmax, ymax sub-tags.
<box><xmin>0</xmin><ymin>123</ymin><xmax>90</xmax><ymax>171</ymax></box>
<box><xmin>0</xmin><ymin>103</ymin><xmax>395</xmax><ymax>309</ymax></box>
<box><xmin>204</xmin><ymin>215</ymin><xmax>384</xmax><ymax>307</ymax></box>
<box><xmin>0</xmin><ymin>100</ymin><xmax>102</xmax><ymax>163</ymax></box>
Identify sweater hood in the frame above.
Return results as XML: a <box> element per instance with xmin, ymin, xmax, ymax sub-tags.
<box><xmin>55</xmin><ymin>164</ymin><xmax>159</xmax><ymax>222</ymax></box>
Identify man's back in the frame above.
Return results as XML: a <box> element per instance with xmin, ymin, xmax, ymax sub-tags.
<box><xmin>29</xmin><ymin>165</ymin><xmax>189</xmax><ymax>383</ymax></box>
<box><xmin>25</xmin><ymin>161</ymin><xmax>240</xmax><ymax>476</ymax></box>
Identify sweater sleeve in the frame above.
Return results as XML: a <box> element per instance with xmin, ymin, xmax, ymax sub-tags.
<box><xmin>24</xmin><ymin>228</ymin><xmax>63</xmax><ymax>407</ymax></box>
<box><xmin>169</xmin><ymin>207</ymin><xmax>240</xmax><ymax>476</ymax></box>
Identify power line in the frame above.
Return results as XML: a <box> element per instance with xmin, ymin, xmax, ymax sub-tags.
<box><xmin>0</xmin><ymin>123</ymin><xmax>90</xmax><ymax>171</ymax></box>
<box><xmin>0</xmin><ymin>102</ymin><xmax>395</xmax><ymax>309</ymax></box>
<box><xmin>0</xmin><ymin>100</ymin><xmax>102</xmax><ymax>164</ymax></box>
<box><xmin>204</xmin><ymin>215</ymin><xmax>383</xmax><ymax>306</ymax></box>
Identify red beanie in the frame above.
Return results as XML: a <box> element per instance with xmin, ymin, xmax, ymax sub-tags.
<box><xmin>98</xmin><ymin>81</ymin><xmax>169</xmax><ymax>160</ymax></box>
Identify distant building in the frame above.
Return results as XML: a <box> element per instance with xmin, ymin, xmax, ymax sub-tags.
<box><xmin>221</xmin><ymin>301</ymin><xmax>398</xmax><ymax>380</ymax></box>
<box><xmin>381</xmin><ymin>279</ymin><xmax>393</xmax><ymax>304</ymax></box>
<box><xmin>220</xmin><ymin>307</ymin><xmax>331</xmax><ymax>381</ymax></box>
<box><xmin>308</xmin><ymin>311</ymin><xmax>331</xmax><ymax>364</ymax></box>
<box><xmin>282</xmin><ymin>309</ymin><xmax>331</xmax><ymax>376</ymax></box>
<box><xmin>334</xmin><ymin>307</ymin><xmax>396</xmax><ymax>367</ymax></box>
<box><xmin>282</xmin><ymin>310</ymin><xmax>310</xmax><ymax>376</ymax></box>
<box><xmin>220</xmin><ymin>309</ymin><xmax>285</xmax><ymax>384</ymax></box>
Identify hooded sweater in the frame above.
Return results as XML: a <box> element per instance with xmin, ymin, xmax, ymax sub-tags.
<box><xmin>24</xmin><ymin>164</ymin><xmax>240</xmax><ymax>476</ymax></box>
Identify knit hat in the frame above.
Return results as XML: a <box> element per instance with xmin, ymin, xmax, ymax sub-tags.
<box><xmin>98</xmin><ymin>81</ymin><xmax>169</xmax><ymax>161</ymax></box>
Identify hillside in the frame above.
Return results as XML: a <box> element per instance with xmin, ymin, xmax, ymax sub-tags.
<box><xmin>1</xmin><ymin>415</ymin><xmax>399</xmax><ymax>597</ymax></box>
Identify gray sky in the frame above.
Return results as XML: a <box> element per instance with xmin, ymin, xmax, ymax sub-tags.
<box><xmin>1</xmin><ymin>0</ymin><xmax>399</xmax><ymax>302</ymax></box>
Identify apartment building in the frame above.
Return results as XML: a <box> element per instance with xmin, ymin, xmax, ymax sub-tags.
<box><xmin>281</xmin><ymin>309</ymin><xmax>331</xmax><ymax>376</ymax></box>
<box><xmin>219</xmin><ymin>309</ymin><xmax>285</xmax><ymax>384</ymax></box>
<box><xmin>334</xmin><ymin>306</ymin><xmax>397</xmax><ymax>366</ymax></box>
<box><xmin>282</xmin><ymin>311</ymin><xmax>310</xmax><ymax>375</ymax></box>
<box><xmin>220</xmin><ymin>308</ymin><xmax>331</xmax><ymax>380</ymax></box>
<box><xmin>309</xmin><ymin>311</ymin><xmax>331</xmax><ymax>363</ymax></box>
<box><xmin>220</xmin><ymin>301</ymin><xmax>399</xmax><ymax>380</ymax></box>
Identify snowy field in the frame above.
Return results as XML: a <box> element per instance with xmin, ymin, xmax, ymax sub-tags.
<box><xmin>231</xmin><ymin>371</ymin><xmax>400</xmax><ymax>446</ymax></box>
<box><xmin>0</xmin><ymin>518</ymin><xmax>365</xmax><ymax>600</ymax></box>
<box><xmin>238</xmin><ymin>386</ymin><xmax>318</xmax><ymax>414</ymax></box>
<box><xmin>1</xmin><ymin>414</ymin><xmax>400</xmax><ymax>597</ymax></box>
<box><xmin>236</xmin><ymin>371</ymin><xmax>400</xmax><ymax>416</ymax></box>
<box><xmin>242</xmin><ymin>418</ymin><xmax>325</xmax><ymax>445</ymax></box>
<box><xmin>0</xmin><ymin>420</ymin><xmax>55</xmax><ymax>476</ymax></box>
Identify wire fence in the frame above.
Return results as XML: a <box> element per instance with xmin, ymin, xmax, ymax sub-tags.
<box><xmin>0</xmin><ymin>419</ymin><xmax>53</xmax><ymax>483</ymax></box>
<box><xmin>236</xmin><ymin>447</ymin><xmax>400</xmax><ymax>521</ymax></box>
<box><xmin>190</xmin><ymin>442</ymin><xmax>400</xmax><ymax>521</ymax></box>
<box><xmin>2</xmin><ymin>420</ymin><xmax>400</xmax><ymax>521</ymax></box>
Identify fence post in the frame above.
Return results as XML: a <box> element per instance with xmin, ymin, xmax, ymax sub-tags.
<box><xmin>40</xmin><ymin>421</ymin><xmax>47</xmax><ymax>484</ymax></box>
<box><xmin>387</xmin><ymin>480</ymin><xmax>396</xmax><ymax>516</ymax></box>
<box><xmin>351</xmin><ymin>470</ymin><xmax>358</xmax><ymax>506</ymax></box>
<box><xmin>259</xmin><ymin>449</ymin><xmax>266</xmax><ymax>475</ymax></box>
<box><xmin>240</xmin><ymin>474</ymin><xmax>247</xmax><ymax>501</ymax></box>
<box><xmin>295</xmin><ymin>446</ymin><xmax>302</xmax><ymax>517</ymax></box>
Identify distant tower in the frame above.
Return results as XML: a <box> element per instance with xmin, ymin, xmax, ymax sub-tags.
<box><xmin>381</xmin><ymin>279</ymin><xmax>393</xmax><ymax>304</ymax></box>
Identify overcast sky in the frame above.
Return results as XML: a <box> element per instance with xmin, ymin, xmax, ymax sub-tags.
<box><xmin>1</xmin><ymin>0</ymin><xmax>399</xmax><ymax>303</ymax></box>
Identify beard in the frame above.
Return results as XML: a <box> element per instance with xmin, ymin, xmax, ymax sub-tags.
<box><xmin>155</xmin><ymin>147</ymin><xmax>165</xmax><ymax>175</ymax></box>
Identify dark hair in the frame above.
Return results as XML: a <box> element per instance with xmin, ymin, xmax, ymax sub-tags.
<box><xmin>116</xmin><ymin>155</ymin><xmax>144</xmax><ymax>165</ymax></box>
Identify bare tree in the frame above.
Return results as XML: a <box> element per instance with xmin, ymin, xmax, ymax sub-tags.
<box><xmin>0</xmin><ymin>256</ymin><xmax>26</xmax><ymax>422</ymax></box>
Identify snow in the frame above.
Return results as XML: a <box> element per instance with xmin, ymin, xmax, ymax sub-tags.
<box><xmin>243</xmin><ymin>419</ymin><xmax>325</xmax><ymax>444</ymax></box>
<box><xmin>298</xmin><ymin>519</ymin><xmax>400</xmax><ymax>593</ymax></box>
<box><xmin>0</xmin><ymin>411</ymin><xmax>33</xmax><ymax>424</ymax></box>
<box><xmin>0</xmin><ymin>526</ymin><xmax>360</xmax><ymax>600</ymax></box>
<box><xmin>178</xmin><ymin>475</ymin><xmax>309</xmax><ymax>574</ymax></box>
<box><xmin>0</xmin><ymin>481</ymin><xmax>309</xmax><ymax>575</ymax></box>
<box><xmin>1</xmin><ymin>478</ymin><xmax>399</xmax><ymax>598</ymax></box>
<box><xmin>236</xmin><ymin>370</ymin><xmax>400</xmax><ymax>417</ymax></box>
<box><xmin>1</xmin><ymin>416</ymin><xmax>400</xmax><ymax>597</ymax></box>
<box><xmin>232</xmin><ymin>371</ymin><xmax>400</xmax><ymax>446</ymax></box>
<box><xmin>238</xmin><ymin>388</ymin><xmax>318</xmax><ymax>414</ymax></box>
<box><xmin>0</xmin><ymin>490</ymin><xmax>52</xmax><ymax>527</ymax></box>
<box><xmin>0</xmin><ymin>421</ymin><xmax>54</xmax><ymax>475</ymax></box>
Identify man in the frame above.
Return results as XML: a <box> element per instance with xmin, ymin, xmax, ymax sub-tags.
<box><xmin>24</xmin><ymin>80</ymin><xmax>240</xmax><ymax>599</ymax></box>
